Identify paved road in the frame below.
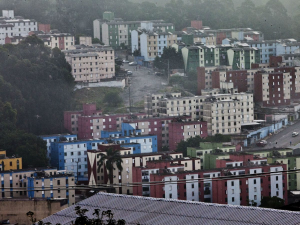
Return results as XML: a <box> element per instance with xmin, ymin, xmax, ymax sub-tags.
<box><xmin>121</xmin><ymin>63</ymin><xmax>167</xmax><ymax>107</ymax></box>
<box><xmin>249</xmin><ymin>120</ymin><xmax>300</xmax><ymax>150</ymax></box>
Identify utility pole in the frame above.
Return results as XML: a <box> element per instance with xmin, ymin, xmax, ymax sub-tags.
<box><xmin>167</xmin><ymin>59</ymin><xmax>170</xmax><ymax>85</ymax></box>
<box><xmin>128</xmin><ymin>80</ymin><xmax>131</xmax><ymax>113</ymax></box>
<box><xmin>76</xmin><ymin>161</ymin><xmax>79</xmax><ymax>184</ymax></box>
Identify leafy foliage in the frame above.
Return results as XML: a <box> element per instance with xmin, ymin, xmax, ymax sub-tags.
<box><xmin>29</xmin><ymin>207</ymin><xmax>127</xmax><ymax>225</ymax></box>
<box><xmin>103</xmin><ymin>91</ymin><xmax>123</xmax><ymax>107</ymax></box>
<box><xmin>97</xmin><ymin>148</ymin><xmax>123</xmax><ymax>184</ymax></box>
<box><xmin>0</xmin><ymin>101</ymin><xmax>48</xmax><ymax>168</ymax></box>
<box><xmin>176</xmin><ymin>134</ymin><xmax>231</xmax><ymax>156</ymax></box>
<box><xmin>153</xmin><ymin>47</ymin><xmax>184</xmax><ymax>72</ymax></box>
<box><xmin>260</xmin><ymin>196</ymin><xmax>285</xmax><ymax>209</ymax></box>
<box><xmin>0</xmin><ymin>35</ymin><xmax>74</xmax><ymax>135</ymax></box>
<box><xmin>0</xmin><ymin>0</ymin><xmax>299</xmax><ymax>39</ymax></box>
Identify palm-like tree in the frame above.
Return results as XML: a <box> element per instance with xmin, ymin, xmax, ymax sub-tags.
<box><xmin>97</xmin><ymin>148</ymin><xmax>123</xmax><ymax>185</ymax></box>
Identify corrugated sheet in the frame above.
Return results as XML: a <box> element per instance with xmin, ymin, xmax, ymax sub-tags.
<box><xmin>41</xmin><ymin>192</ymin><xmax>300</xmax><ymax>225</ymax></box>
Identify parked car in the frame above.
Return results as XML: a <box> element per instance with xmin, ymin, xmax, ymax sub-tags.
<box><xmin>129</xmin><ymin>62</ymin><xmax>137</xmax><ymax>66</ymax></box>
<box><xmin>292</xmin><ymin>132</ymin><xmax>299</xmax><ymax>137</ymax></box>
<box><xmin>123</xmin><ymin>59</ymin><xmax>129</xmax><ymax>63</ymax></box>
<box><xmin>127</xmin><ymin>71</ymin><xmax>133</xmax><ymax>75</ymax></box>
<box><xmin>256</xmin><ymin>140</ymin><xmax>267</xmax><ymax>147</ymax></box>
<box><xmin>155</xmin><ymin>72</ymin><xmax>163</xmax><ymax>76</ymax></box>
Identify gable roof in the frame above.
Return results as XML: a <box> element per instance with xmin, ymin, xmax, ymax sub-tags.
<box><xmin>41</xmin><ymin>192</ymin><xmax>300</xmax><ymax>225</ymax></box>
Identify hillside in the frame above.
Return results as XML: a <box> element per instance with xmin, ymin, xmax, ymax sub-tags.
<box><xmin>128</xmin><ymin>0</ymin><xmax>300</xmax><ymax>16</ymax></box>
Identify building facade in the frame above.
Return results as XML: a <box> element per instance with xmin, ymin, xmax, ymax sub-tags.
<box><xmin>0</xmin><ymin>151</ymin><xmax>22</xmax><ymax>171</ymax></box>
<box><xmin>63</xmin><ymin>45</ymin><xmax>115</xmax><ymax>83</ymax></box>
<box><xmin>0</xmin><ymin>168</ymin><xmax>75</xmax><ymax>205</ymax></box>
<box><xmin>0</xmin><ymin>10</ymin><xmax>37</xmax><ymax>44</ymax></box>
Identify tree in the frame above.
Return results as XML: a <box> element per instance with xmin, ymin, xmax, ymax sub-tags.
<box><xmin>133</xmin><ymin>49</ymin><xmax>141</xmax><ymax>57</ymax></box>
<box><xmin>260</xmin><ymin>196</ymin><xmax>285</xmax><ymax>209</ymax></box>
<box><xmin>97</xmin><ymin>148</ymin><xmax>123</xmax><ymax>185</ymax></box>
<box><xmin>0</xmin><ymin>35</ymin><xmax>75</xmax><ymax>135</ymax></box>
<box><xmin>92</xmin><ymin>38</ymin><xmax>103</xmax><ymax>44</ymax></box>
<box><xmin>103</xmin><ymin>91</ymin><xmax>123</xmax><ymax>107</ymax></box>
<box><xmin>30</xmin><ymin>207</ymin><xmax>127</xmax><ymax>225</ymax></box>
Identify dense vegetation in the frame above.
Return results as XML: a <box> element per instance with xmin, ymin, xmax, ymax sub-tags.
<box><xmin>0</xmin><ymin>36</ymin><xmax>74</xmax><ymax>167</ymax></box>
<box><xmin>0</xmin><ymin>0</ymin><xmax>299</xmax><ymax>40</ymax></box>
<box><xmin>0</xmin><ymin>35</ymin><xmax>74</xmax><ymax>134</ymax></box>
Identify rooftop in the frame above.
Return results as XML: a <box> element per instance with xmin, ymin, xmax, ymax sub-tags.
<box><xmin>42</xmin><ymin>192</ymin><xmax>300</xmax><ymax>225</ymax></box>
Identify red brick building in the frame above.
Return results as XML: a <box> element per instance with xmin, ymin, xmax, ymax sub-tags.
<box><xmin>168</xmin><ymin>120</ymin><xmax>207</xmax><ymax>151</ymax></box>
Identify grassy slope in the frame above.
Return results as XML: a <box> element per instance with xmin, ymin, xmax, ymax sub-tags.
<box><xmin>73</xmin><ymin>87</ymin><xmax>127</xmax><ymax>114</ymax></box>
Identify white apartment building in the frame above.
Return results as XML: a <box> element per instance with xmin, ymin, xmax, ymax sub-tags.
<box><xmin>144</xmin><ymin>90</ymin><xmax>254</xmax><ymax>135</ymax></box>
<box><xmin>43</xmin><ymin>33</ymin><xmax>74</xmax><ymax>50</ymax></box>
<box><xmin>203</xmin><ymin>93</ymin><xmax>254</xmax><ymax>135</ymax></box>
<box><xmin>63</xmin><ymin>45</ymin><xmax>115</xmax><ymax>83</ymax></box>
<box><xmin>0</xmin><ymin>10</ymin><xmax>37</xmax><ymax>44</ymax></box>
<box><xmin>132</xmin><ymin>28</ymin><xmax>177</xmax><ymax>61</ymax></box>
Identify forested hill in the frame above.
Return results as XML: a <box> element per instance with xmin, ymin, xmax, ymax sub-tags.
<box><xmin>0</xmin><ymin>0</ymin><xmax>299</xmax><ymax>40</ymax></box>
<box><xmin>129</xmin><ymin>0</ymin><xmax>300</xmax><ymax>16</ymax></box>
<box><xmin>0</xmin><ymin>35</ymin><xmax>74</xmax><ymax>167</ymax></box>
<box><xmin>0</xmin><ymin>35</ymin><xmax>75</xmax><ymax>135</ymax></box>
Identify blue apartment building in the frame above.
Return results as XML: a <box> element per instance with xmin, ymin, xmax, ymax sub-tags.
<box><xmin>50</xmin><ymin>124</ymin><xmax>157</xmax><ymax>181</ymax></box>
<box><xmin>39</xmin><ymin>134</ymin><xmax>77</xmax><ymax>158</ymax></box>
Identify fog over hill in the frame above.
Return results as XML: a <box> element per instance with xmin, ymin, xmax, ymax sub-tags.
<box><xmin>129</xmin><ymin>0</ymin><xmax>300</xmax><ymax>16</ymax></box>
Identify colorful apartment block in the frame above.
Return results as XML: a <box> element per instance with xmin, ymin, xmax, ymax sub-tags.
<box><xmin>39</xmin><ymin>134</ymin><xmax>77</xmax><ymax>159</ymax></box>
<box><xmin>50</xmin><ymin>130</ymin><xmax>158</xmax><ymax>181</ymax></box>
<box><xmin>93</xmin><ymin>11</ymin><xmax>175</xmax><ymax>49</ymax></box>
<box><xmin>0</xmin><ymin>168</ymin><xmax>75</xmax><ymax>205</ymax></box>
<box><xmin>197</xmin><ymin>63</ymin><xmax>300</xmax><ymax>107</ymax></box>
<box><xmin>144</xmin><ymin>90</ymin><xmax>254</xmax><ymax>136</ymax></box>
<box><xmin>88</xmin><ymin>143</ymin><xmax>199</xmax><ymax>195</ymax></box>
<box><xmin>135</xmin><ymin>155</ymin><xmax>287</xmax><ymax>207</ymax></box>
<box><xmin>0</xmin><ymin>151</ymin><xmax>22</xmax><ymax>171</ymax></box>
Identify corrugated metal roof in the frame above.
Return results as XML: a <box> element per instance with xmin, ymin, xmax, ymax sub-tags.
<box><xmin>41</xmin><ymin>192</ymin><xmax>300</xmax><ymax>225</ymax></box>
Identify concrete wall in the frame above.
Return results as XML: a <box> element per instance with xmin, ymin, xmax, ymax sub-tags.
<box><xmin>0</xmin><ymin>199</ymin><xmax>68</xmax><ymax>225</ymax></box>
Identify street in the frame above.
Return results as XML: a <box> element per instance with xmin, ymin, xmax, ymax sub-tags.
<box><xmin>121</xmin><ymin>63</ymin><xmax>167</xmax><ymax>107</ymax></box>
<box><xmin>250</xmin><ymin>120</ymin><xmax>300</xmax><ymax>150</ymax></box>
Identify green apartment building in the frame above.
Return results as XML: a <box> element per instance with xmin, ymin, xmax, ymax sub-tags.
<box><xmin>181</xmin><ymin>45</ymin><xmax>260</xmax><ymax>72</ymax></box>
<box><xmin>267</xmin><ymin>154</ymin><xmax>300</xmax><ymax>191</ymax></box>
<box><xmin>93</xmin><ymin>12</ymin><xmax>175</xmax><ymax>49</ymax></box>
<box><xmin>187</xmin><ymin>142</ymin><xmax>235</xmax><ymax>169</ymax></box>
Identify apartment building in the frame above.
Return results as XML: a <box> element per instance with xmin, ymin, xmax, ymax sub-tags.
<box><xmin>203</xmin><ymin>94</ymin><xmax>254</xmax><ymax>135</ymax></box>
<box><xmin>132</xmin><ymin>29</ymin><xmax>177</xmax><ymax>61</ymax></box>
<box><xmin>88</xmin><ymin>143</ymin><xmax>198</xmax><ymax>195</ymax></box>
<box><xmin>181</xmin><ymin>44</ymin><xmax>260</xmax><ymax>73</ymax></box>
<box><xmin>0</xmin><ymin>151</ymin><xmax>22</xmax><ymax>171</ymax></box>
<box><xmin>0</xmin><ymin>168</ymin><xmax>75</xmax><ymax>205</ymax></box>
<box><xmin>50</xmin><ymin>132</ymin><xmax>158</xmax><ymax>181</ymax></box>
<box><xmin>197</xmin><ymin>64</ymin><xmax>300</xmax><ymax>107</ymax></box>
<box><xmin>63</xmin><ymin>45</ymin><xmax>115</xmax><ymax>83</ymax></box>
<box><xmin>267</xmin><ymin>154</ymin><xmax>300</xmax><ymax>191</ymax></box>
<box><xmin>147</xmin><ymin>160</ymin><xmax>287</xmax><ymax>206</ymax></box>
<box><xmin>93</xmin><ymin>11</ymin><xmax>175</xmax><ymax>49</ymax></box>
<box><xmin>39</xmin><ymin>134</ymin><xmax>77</xmax><ymax>159</ymax></box>
<box><xmin>0</xmin><ymin>10</ymin><xmax>37</xmax><ymax>44</ymax></box>
<box><xmin>144</xmin><ymin>90</ymin><xmax>254</xmax><ymax>136</ymax></box>
<box><xmin>168</xmin><ymin>120</ymin><xmax>208</xmax><ymax>151</ymax></box>
<box><xmin>64</xmin><ymin>103</ymin><xmax>102</xmax><ymax>135</ymax></box>
<box><xmin>241</xmin><ymin>39</ymin><xmax>300</xmax><ymax>64</ymax></box>
<box><xmin>254</xmin><ymin>72</ymin><xmax>291</xmax><ymax>107</ymax></box>
<box><xmin>42</xmin><ymin>33</ymin><xmax>74</xmax><ymax>50</ymax></box>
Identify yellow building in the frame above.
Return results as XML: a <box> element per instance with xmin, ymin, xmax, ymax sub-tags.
<box><xmin>0</xmin><ymin>150</ymin><xmax>22</xmax><ymax>171</ymax></box>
